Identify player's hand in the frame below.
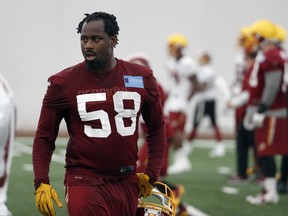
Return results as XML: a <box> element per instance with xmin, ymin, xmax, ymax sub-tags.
<box><xmin>251</xmin><ymin>112</ymin><xmax>265</xmax><ymax>128</ymax></box>
<box><xmin>243</xmin><ymin>112</ymin><xmax>256</xmax><ymax>130</ymax></box>
<box><xmin>136</xmin><ymin>173</ymin><xmax>154</xmax><ymax>198</ymax></box>
<box><xmin>35</xmin><ymin>183</ymin><xmax>63</xmax><ymax>216</ymax></box>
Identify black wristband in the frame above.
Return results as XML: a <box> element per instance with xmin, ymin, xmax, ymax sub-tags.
<box><xmin>258</xmin><ymin>103</ymin><xmax>268</xmax><ymax>114</ymax></box>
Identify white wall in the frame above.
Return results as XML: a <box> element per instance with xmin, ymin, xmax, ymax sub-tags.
<box><xmin>1</xmin><ymin>0</ymin><xmax>287</xmax><ymax>134</ymax></box>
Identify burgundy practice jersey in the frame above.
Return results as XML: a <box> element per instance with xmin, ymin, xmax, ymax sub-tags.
<box><xmin>246</xmin><ymin>48</ymin><xmax>288</xmax><ymax>156</ymax></box>
<box><xmin>33</xmin><ymin>59</ymin><xmax>166</xmax><ymax>187</ymax></box>
<box><xmin>247</xmin><ymin>48</ymin><xmax>286</xmax><ymax>109</ymax></box>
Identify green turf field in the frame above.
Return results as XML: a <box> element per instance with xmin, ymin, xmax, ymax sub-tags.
<box><xmin>7</xmin><ymin>137</ymin><xmax>288</xmax><ymax>216</ymax></box>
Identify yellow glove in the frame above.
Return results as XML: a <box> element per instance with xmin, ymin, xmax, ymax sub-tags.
<box><xmin>137</xmin><ymin>173</ymin><xmax>154</xmax><ymax>198</ymax></box>
<box><xmin>35</xmin><ymin>183</ymin><xmax>63</xmax><ymax>216</ymax></box>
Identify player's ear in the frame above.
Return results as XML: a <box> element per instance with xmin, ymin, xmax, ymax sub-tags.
<box><xmin>110</xmin><ymin>35</ymin><xmax>118</xmax><ymax>48</ymax></box>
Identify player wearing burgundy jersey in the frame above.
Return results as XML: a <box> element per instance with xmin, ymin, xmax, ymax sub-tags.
<box><xmin>227</xmin><ymin>26</ymin><xmax>260</xmax><ymax>184</ymax></box>
<box><xmin>33</xmin><ymin>12</ymin><xmax>166</xmax><ymax>216</ymax></box>
<box><xmin>275</xmin><ymin>24</ymin><xmax>288</xmax><ymax>194</ymax></box>
<box><xmin>244</xmin><ymin>20</ymin><xmax>288</xmax><ymax>205</ymax></box>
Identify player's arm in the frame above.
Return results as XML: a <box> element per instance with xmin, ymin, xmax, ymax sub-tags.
<box><xmin>33</xmin><ymin>105</ymin><xmax>63</xmax><ymax>188</ymax></box>
<box><xmin>188</xmin><ymin>74</ymin><xmax>201</xmax><ymax>99</ymax></box>
<box><xmin>33</xmin><ymin>78</ymin><xmax>65</xmax><ymax>215</ymax></box>
<box><xmin>248</xmin><ymin>69</ymin><xmax>283</xmax><ymax>128</ymax></box>
<box><xmin>137</xmin><ymin>98</ymin><xmax>165</xmax><ymax>198</ymax></box>
<box><xmin>33</xmin><ymin>105</ymin><xmax>64</xmax><ymax>216</ymax></box>
<box><xmin>258</xmin><ymin>69</ymin><xmax>282</xmax><ymax>113</ymax></box>
<box><xmin>137</xmin><ymin>74</ymin><xmax>166</xmax><ymax>197</ymax></box>
<box><xmin>141</xmin><ymin>75</ymin><xmax>166</xmax><ymax>180</ymax></box>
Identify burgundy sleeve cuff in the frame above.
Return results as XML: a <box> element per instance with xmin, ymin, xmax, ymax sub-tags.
<box><xmin>34</xmin><ymin>178</ymin><xmax>50</xmax><ymax>190</ymax></box>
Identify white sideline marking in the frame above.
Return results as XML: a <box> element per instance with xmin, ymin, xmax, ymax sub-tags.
<box><xmin>15</xmin><ymin>141</ymin><xmax>65</xmax><ymax>164</ymax></box>
<box><xmin>221</xmin><ymin>186</ymin><xmax>239</xmax><ymax>195</ymax></box>
<box><xmin>22</xmin><ymin>163</ymin><xmax>33</xmax><ymax>171</ymax></box>
<box><xmin>14</xmin><ymin>142</ymin><xmax>32</xmax><ymax>154</ymax></box>
<box><xmin>217</xmin><ymin>166</ymin><xmax>231</xmax><ymax>175</ymax></box>
<box><xmin>192</xmin><ymin>141</ymin><xmax>234</xmax><ymax>149</ymax></box>
<box><xmin>186</xmin><ymin>204</ymin><xmax>210</xmax><ymax>216</ymax></box>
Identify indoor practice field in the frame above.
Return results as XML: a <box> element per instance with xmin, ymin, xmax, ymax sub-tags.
<box><xmin>7</xmin><ymin>137</ymin><xmax>288</xmax><ymax>216</ymax></box>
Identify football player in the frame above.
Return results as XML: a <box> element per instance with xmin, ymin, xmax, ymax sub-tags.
<box><xmin>274</xmin><ymin>24</ymin><xmax>288</xmax><ymax>194</ymax></box>
<box><xmin>244</xmin><ymin>19</ymin><xmax>288</xmax><ymax>204</ymax></box>
<box><xmin>32</xmin><ymin>12</ymin><xmax>166</xmax><ymax>216</ymax></box>
<box><xmin>164</xmin><ymin>34</ymin><xmax>198</xmax><ymax>175</ymax></box>
<box><xmin>0</xmin><ymin>73</ymin><xmax>15</xmax><ymax>216</ymax></box>
<box><xmin>186</xmin><ymin>50</ymin><xmax>226</xmax><ymax>158</ymax></box>
<box><xmin>227</xmin><ymin>26</ymin><xmax>260</xmax><ymax>183</ymax></box>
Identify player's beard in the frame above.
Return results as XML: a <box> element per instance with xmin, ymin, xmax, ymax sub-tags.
<box><xmin>85</xmin><ymin>59</ymin><xmax>104</xmax><ymax>72</ymax></box>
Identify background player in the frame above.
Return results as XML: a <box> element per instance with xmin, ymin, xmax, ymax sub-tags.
<box><xmin>227</xmin><ymin>26</ymin><xmax>260</xmax><ymax>183</ymax></box>
<box><xmin>185</xmin><ymin>50</ymin><xmax>226</xmax><ymax>158</ymax></box>
<box><xmin>274</xmin><ymin>24</ymin><xmax>288</xmax><ymax>194</ymax></box>
<box><xmin>0</xmin><ymin>73</ymin><xmax>15</xmax><ymax>216</ymax></box>
<box><xmin>244</xmin><ymin>19</ymin><xmax>288</xmax><ymax>205</ymax></box>
<box><xmin>164</xmin><ymin>34</ymin><xmax>198</xmax><ymax>175</ymax></box>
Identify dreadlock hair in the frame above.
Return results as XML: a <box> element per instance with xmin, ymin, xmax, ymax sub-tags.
<box><xmin>77</xmin><ymin>12</ymin><xmax>120</xmax><ymax>45</ymax></box>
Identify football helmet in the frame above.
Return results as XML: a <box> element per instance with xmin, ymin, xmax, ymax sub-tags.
<box><xmin>238</xmin><ymin>26</ymin><xmax>255</xmax><ymax>52</ymax></box>
<box><xmin>136</xmin><ymin>182</ymin><xmax>176</xmax><ymax>216</ymax></box>
<box><xmin>250</xmin><ymin>19</ymin><xmax>276</xmax><ymax>40</ymax></box>
<box><xmin>167</xmin><ymin>34</ymin><xmax>188</xmax><ymax>48</ymax></box>
<box><xmin>275</xmin><ymin>24</ymin><xmax>286</xmax><ymax>43</ymax></box>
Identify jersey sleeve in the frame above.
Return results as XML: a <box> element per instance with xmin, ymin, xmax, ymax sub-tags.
<box><xmin>182</xmin><ymin>57</ymin><xmax>198</xmax><ymax>77</ymax></box>
<box><xmin>141</xmin><ymin>74</ymin><xmax>167</xmax><ymax>181</ymax></box>
<box><xmin>262</xmin><ymin>50</ymin><xmax>284</xmax><ymax>73</ymax></box>
<box><xmin>33</xmin><ymin>77</ymin><xmax>67</xmax><ymax>189</ymax></box>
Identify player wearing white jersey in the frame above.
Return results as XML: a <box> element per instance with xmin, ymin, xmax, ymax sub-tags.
<box><xmin>165</xmin><ymin>55</ymin><xmax>198</xmax><ymax>113</ymax></box>
<box><xmin>164</xmin><ymin>34</ymin><xmax>198</xmax><ymax>174</ymax></box>
<box><xmin>0</xmin><ymin>73</ymin><xmax>15</xmax><ymax>216</ymax></box>
<box><xmin>186</xmin><ymin>50</ymin><xmax>226</xmax><ymax>158</ymax></box>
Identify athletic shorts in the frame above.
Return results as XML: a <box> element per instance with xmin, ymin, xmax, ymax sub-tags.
<box><xmin>65</xmin><ymin>178</ymin><xmax>138</xmax><ymax>216</ymax></box>
<box><xmin>255</xmin><ymin>117</ymin><xmax>288</xmax><ymax>156</ymax></box>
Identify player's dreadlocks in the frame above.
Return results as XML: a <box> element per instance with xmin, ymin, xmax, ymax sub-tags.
<box><xmin>77</xmin><ymin>12</ymin><xmax>120</xmax><ymax>45</ymax></box>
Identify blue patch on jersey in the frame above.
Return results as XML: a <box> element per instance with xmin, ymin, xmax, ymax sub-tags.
<box><xmin>124</xmin><ymin>76</ymin><xmax>144</xmax><ymax>88</ymax></box>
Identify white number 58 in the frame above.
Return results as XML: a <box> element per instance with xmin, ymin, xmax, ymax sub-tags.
<box><xmin>77</xmin><ymin>91</ymin><xmax>141</xmax><ymax>138</ymax></box>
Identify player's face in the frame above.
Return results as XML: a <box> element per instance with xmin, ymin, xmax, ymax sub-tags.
<box><xmin>80</xmin><ymin>20</ymin><xmax>115</xmax><ymax>70</ymax></box>
<box><xmin>168</xmin><ymin>44</ymin><xmax>178</xmax><ymax>57</ymax></box>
